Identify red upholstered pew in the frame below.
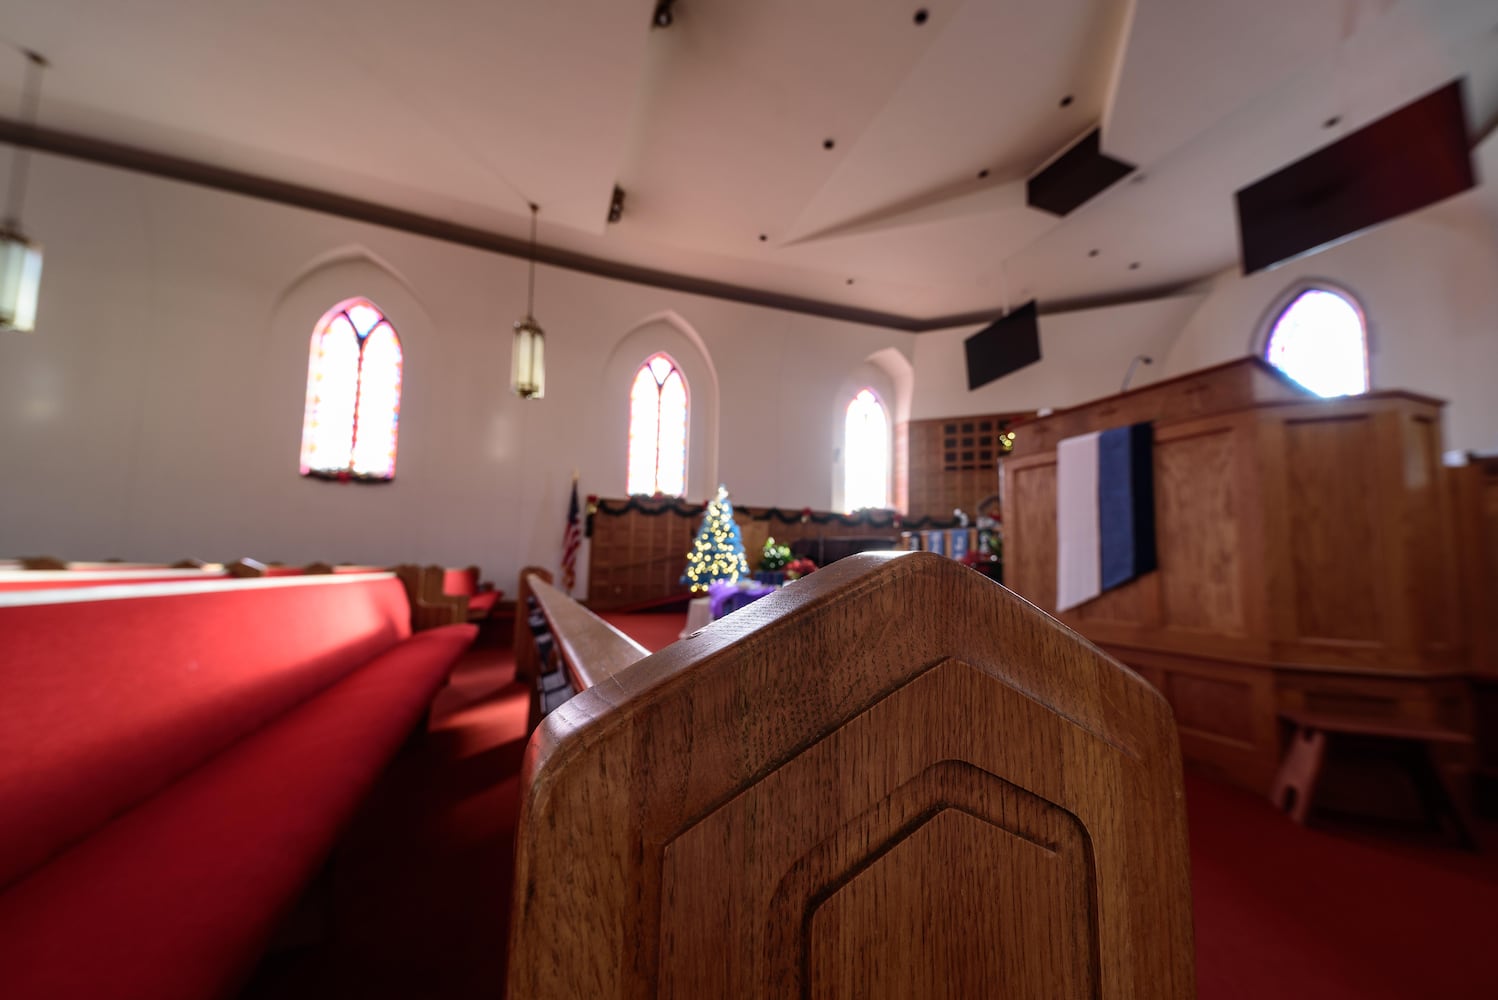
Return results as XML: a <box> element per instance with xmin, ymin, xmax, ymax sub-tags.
<box><xmin>394</xmin><ymin>563</ymin><xmax>505</xmax><ymax>631</ymax></box>
<box><xmin>0</xmin><ymin>572</ymin><xmax>476</xmax><ymax>1000</ymax></box>
<box><xmin>0</xmin><ymin>568</ymin><xmax>230</xmax><ymax>591</ymax></box>
<box><xmin>443</xmin><ymin>564</ymin><xmax>501</xmax><ymax>617</ymax></box>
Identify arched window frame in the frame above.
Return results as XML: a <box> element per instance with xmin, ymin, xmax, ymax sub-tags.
<box><xmin>299</xmin><ymin>297</ymin><xmax>403</xmax><ymax>482</ymax></box>
<box><xmin>1253</xmin><ymin>280</ymin><xmax>1372</xmax><ymax>398</ymax></box>
<box><xmin>842</xmin><ymin>386</ymin><xmax>891</xmax><ymax>513</ymax></box>
<box><xmin>627</xmin><ymin>351</ymin><xmax>690</xmax><ymax>498</ymax></box>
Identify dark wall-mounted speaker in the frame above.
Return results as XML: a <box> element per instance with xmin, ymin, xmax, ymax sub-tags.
<box><xmin>965</xmin><ymin>300</ymin><xmax>1041</xmax><ymax>391</ymax></box>
<box><xmin>1236</xmin><ymin>80</ymin><xmax>1475</xmax><ymax>275</ymax></box>
<box><xmin>1026</xmin><ymin>129</ymin><xmax>1135</xmax><ymax>216</ymax></box>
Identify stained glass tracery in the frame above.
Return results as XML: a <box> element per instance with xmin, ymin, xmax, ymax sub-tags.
<box><xmin>627</xmin><ymin>353</ymin><xmax>688</xmax><ymax>497</ymax></box>
<box><xmin>300</xmin><ymin>298</ymin><xmax>403</xmax><ymax>480</ymax></box>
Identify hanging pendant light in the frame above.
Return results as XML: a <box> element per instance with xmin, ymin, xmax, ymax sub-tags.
<box><xmin>0</xmin><ymin>49</ymin><xmax>46</xmax><ymax>333</ymax></box>
<box><xmin>511</xmin><ymin>202</ymin><xmax>545</xmax><ymax>399</ymax></box>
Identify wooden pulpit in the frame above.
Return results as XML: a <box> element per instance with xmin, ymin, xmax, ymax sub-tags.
<box><xmin>1002</xmin><ymin>357</ymin><xmax>1469</xmax><ymax>791</ymax></box>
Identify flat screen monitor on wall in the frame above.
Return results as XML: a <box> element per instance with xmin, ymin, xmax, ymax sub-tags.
<box><xmin>964</xmin><ymin>300</ymin><xmax>1041</xmax><ymax>391</ymax></box>
<box><xmin>1235</xmin><ymin>79</ymin><xmax>1475</xmax><ymax>275</ymax></box>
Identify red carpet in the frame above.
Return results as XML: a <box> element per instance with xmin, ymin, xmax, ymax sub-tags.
<box><xmin>599</xmin><ymin>607</ymin><xmax>687</xmax><ymax>653</ymax></box>
<box><xmin>244</xmin><ymin>614</ymin><xmax>1498</xmax><ymax>998</ymax></box>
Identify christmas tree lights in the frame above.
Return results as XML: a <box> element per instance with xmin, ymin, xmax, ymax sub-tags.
<box><xmin>681</xmin><ymin>485</ymin><xmax>751</xmax><ymax>592</ymax></box>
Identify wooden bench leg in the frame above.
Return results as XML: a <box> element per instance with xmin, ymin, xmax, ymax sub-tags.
<box><xmin>1271</xmin><ymin>725</ymin><xmax>1327</xmax><ymax>825</ymax></box>
<box><xmin>1401</xmin><ymin>743</ymin><xmax>1478</xmax><ymax>850</ymax></box>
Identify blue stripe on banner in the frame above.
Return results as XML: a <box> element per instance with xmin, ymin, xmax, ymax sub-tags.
<box><xmin>1097</xmin><ymin>426</ymin><xmax>1135</xmax><ymax>591</ymax></box>
<box><xmin>1129</xmin><ymin>422</ymin><xmax>1158</xmax><ymax>577</ymax></box>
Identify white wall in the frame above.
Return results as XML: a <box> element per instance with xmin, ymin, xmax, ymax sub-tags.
<box><xmin>1159</xmin><ymin>189</ymin><xmax>1498</xmax><ymax>454</ymax></box>
<box><xmin>910</xmin><ymin>295</ymin><xmax>1206</xmax><ymax>419</ymax></box>
<box><xmin>0</xmin><ymin>154</ymin><xmax>914</xmax><ymax>585</ymax></box>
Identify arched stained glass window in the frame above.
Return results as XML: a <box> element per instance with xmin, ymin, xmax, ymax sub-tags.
<box><xmin>1263</xmin><ymin>286</ymin><xmax>1369</xmax><ymax>398</ymax></box>
<box><xmin>844</xmin><ymin>388</ymin><xmax>889</xmax><ymax>512</ymax></box>
<box><xmin>627</xmin><ymin>353</ymin><xmax>688</xmax><ymax>497</ymax></box>
<box><xmin>300</xmin><ymin>298</ymin><xmax>403</xmax><ymax>480</ymax></box>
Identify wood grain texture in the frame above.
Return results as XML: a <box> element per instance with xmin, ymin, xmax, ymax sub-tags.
<box><xmin>1006</xmin><ymin>357</ymin><xmax>1313</xmax><ymax>459</ymax></box>
<box><xmin>1284</xmin><ymin>415</ymin><xmax>1382</xmax><ymax>643</ymax></box>
<box><xmin>1454</xmin><ymin>459</ymin><xmax>1498</xmax><ymax>679</ymax></box>
<box><xmin>1156</xmin><ymin>428</ymin><xmax>1243</xmax><ymax>634</ymax></box>
<box><xmin>999</xmin><ymin>362</ymin><xmax>1470</xmax><ymax>794</ymax></box>
<box><xmin>904</xmin><ymin>413</ymin><xmax>1028</xmax><ymax>521</ymax></box>
<box><xmin>1005</xmin><ymin>457</ymin><xmax>1057</xmax><ymax>610</ymax></box>
<box><xmin>391</xmin><ymin>564</ymin><xmax>466</xmax><ymax>631</ymax></box>
<box><xmin>586</xmin><ymin>501</ymin><xmax>898</xmax><ymax>610</ymax></box>
<box><xmin>528</xmin><ymin>574</ymin><xmax>649</xmax><ymax>691</ymax></box>
<box><xmin>508</xmin><ymin>552</ymin><xmax>1196</xmax><ymax>999</ymax></box>
<box><xmin>512</xmin><ymin>566</ymin><xmax>553</xmax><ymax>682</ymax></box>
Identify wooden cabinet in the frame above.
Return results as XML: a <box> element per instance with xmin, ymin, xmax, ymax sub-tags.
<box><xmin>904</xmin><ymin>412</ymin><xmax>1029</xmax><ymax>521</ymax></box>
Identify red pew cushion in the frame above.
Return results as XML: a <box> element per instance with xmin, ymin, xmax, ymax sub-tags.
<box><xmin>0</xmin><ymin>623</ymin><xmax>476</xmax><ymax>1000</ymax></box>
<box><xmin>467</xmin><ymin>590</ymin><xmax>500</xmax><ymax>615</ymax></box>
<box><xmin>0</xmin><ymin>575</ymin><xmax>411</xmax><ymax>889</ymax></box>
<box><xmin>442</xmin><ymin>567</ymin><xmax>480</xmax><ymax>596</ymax></box>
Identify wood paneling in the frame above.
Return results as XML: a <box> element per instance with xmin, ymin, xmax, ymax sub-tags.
<box><xmin>586</xmin><ymin>505</ymin><xmax>696</xmax><ymax>608</ymax></box>
<box><xmin>905</xmin><ymin>413</ymin><xmax>1027</xmax><ymax>521</ymax></box>
<box><xmin>1284</xmin><ymin>415</ymin><xmax>1381</xmax><ymax>643</ymax></box>
<box><xmin>586</xmin><ymin>500</ymin><xmax>902</xmax><ymax>609</ymax></box>
<box><xmin>510</xmin><ymin>553</ymin><xmax>1196</xmax><ymax>998</ymax></box>
<box><xmin>1167</xmin><ymin>672</ymin><xmax>1257</xmax><ymax>745</ymax></box>
<box><xmin>1005</xmin><ymin>458</ymin><xmax>1057</xmax><ymax>610</ymax></box>
<box><xmin>1157</xmin><ymin>428</ymin><xmax>1243</xmax><ymax>634</ymax></box>
<box><xmin>1007</xmin><ymin>357</ymin><xmax>1317</xmax><ymax>459</ymax></box>
<box><xmin>1405</xmin><ymin>416</ymin><xmax>1461</xmax><ymax>654</ymax></box>
<box><xmin>999</xmin><ymin>359</ymin><xmax>1474</xmax><ymax>794</ymax></box>
<box><xmin>1454</xmin><ymin>458</ymin><xmax>1498</xmax><ymax>678</ymax></box>
<box><xmin>1111</xmin><ymin>647</ymin><xmax>1280</xmax><ymax>792</ymax></box>
<box><xmin>804</xmin><ymin>804</ymin><xmax>1094</xmax><ymax>1000</ymax></box>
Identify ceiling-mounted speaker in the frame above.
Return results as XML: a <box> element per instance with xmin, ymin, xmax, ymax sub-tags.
<box><xmin>1027</xmin><ymin>128</ymin><xmax>1134</xmax><ymax>216</ymax></box>
<box><xmin>1235</xmin><ymin>79</ymin><xmax>1474</xmax><ymax>275</ymax></box>
<box><xmin>964</xmin><ymin>300</ymin><xmax>1041</xmax><ymax>391</ymax></box>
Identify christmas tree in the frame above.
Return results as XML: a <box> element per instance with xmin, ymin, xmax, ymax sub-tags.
<box><xmin>682</xmin><ymin>485</ymin><xmax>751</xmax><ymax>592</ymax></box>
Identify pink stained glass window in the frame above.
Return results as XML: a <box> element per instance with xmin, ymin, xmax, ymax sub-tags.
<box><xmin>299</xmin><ymin>298</ymin><xmax>403</xmax><ymax>480</ymax></box>
<box><xmin>627</xmin><ymin>353</ymin><xmax>688</xmax><ymax>496</ymax></box>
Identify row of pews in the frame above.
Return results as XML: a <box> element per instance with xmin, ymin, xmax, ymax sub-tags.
<box><xmin>0</xmin><ymin>561</ymin><xmax>479</xmax><ymax>1000</ymax></box>
<box><xmin>511</xmin><ymin>551</ymin><xmax>1197</xmax><ymax>998</ymax></box>
<box><xmin>0</xmin><ymin>557</ymin><xmax>506</xmax><ymax>632</ymax></box>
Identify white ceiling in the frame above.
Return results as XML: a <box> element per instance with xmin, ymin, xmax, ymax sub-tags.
<box><xmin>0</xmin><ymin>0</ymin><xmax>1494</xmax><ymax>325</ymax></box>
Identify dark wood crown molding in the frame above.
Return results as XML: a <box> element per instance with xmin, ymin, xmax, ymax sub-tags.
<box><xmin>0</xmin><ymin>117</ymin><xmax>1209</xmax><ymax>332</ymax></box>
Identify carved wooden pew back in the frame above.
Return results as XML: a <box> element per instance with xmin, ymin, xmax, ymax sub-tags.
<box><xmin>509</xmin><ymin>551</ymin><xmax>1195</xmax><ymax>999</ymax></box>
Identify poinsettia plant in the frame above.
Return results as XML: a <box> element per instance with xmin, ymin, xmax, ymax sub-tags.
<box><xmin>785</xmin><ymin>557</ymin><xmax>817</xmax><ymax>581</ymax></box>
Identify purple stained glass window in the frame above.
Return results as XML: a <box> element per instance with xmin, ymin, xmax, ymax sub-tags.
<box><xmin>300</xmin><ymin>298</ymin><xmax>403</xmax><ymax>480</ymax></box>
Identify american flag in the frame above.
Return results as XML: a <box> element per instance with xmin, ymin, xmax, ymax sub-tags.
<box><xmin>561</xmin><ymin>477</ymin><xmax>582</xmax><ymax>594</ymax></box>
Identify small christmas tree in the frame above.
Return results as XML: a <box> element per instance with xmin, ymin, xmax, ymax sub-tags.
<box><xmin>682</xmin><ymin>485</ymin><xmax>751</xmax><ymax>592</ymax></box>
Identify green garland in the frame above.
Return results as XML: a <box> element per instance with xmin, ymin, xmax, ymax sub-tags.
<box><xmin>588</xmin><ymin>495</ymin><xmax>961</xmax><ymax>530</ymax></box>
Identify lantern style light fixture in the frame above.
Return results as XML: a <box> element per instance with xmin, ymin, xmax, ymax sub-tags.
<box><xmin>511</xmin><ymin>202</ymin><xmax>545</xmax><ymax>399</ymax></box>
<box><xmin>0</xmin><ymin>49</ymin><xmax>46</xmax><ymax>333</ymax></box>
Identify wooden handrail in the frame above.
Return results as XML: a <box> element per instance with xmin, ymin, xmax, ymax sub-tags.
<box><xmin>513</xmin><ymin>566</ymin><xmax>554</xmax><ymax>682</ymax></box>
<box><xmin>526</xmin><ymin>574</ymin><xmax>649</xmax><ymax>693</ymax></box>
<box><xmin>509</xmin><ymin>550</ymin><xmax>1196</xmax><ymax>998</ymax></box>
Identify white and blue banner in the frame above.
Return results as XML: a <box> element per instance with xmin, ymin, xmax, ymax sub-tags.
<box><xmin>1056</xmin><ymin>423</ymin><xmax>1157</xmax><ymax>611</ymax></box>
